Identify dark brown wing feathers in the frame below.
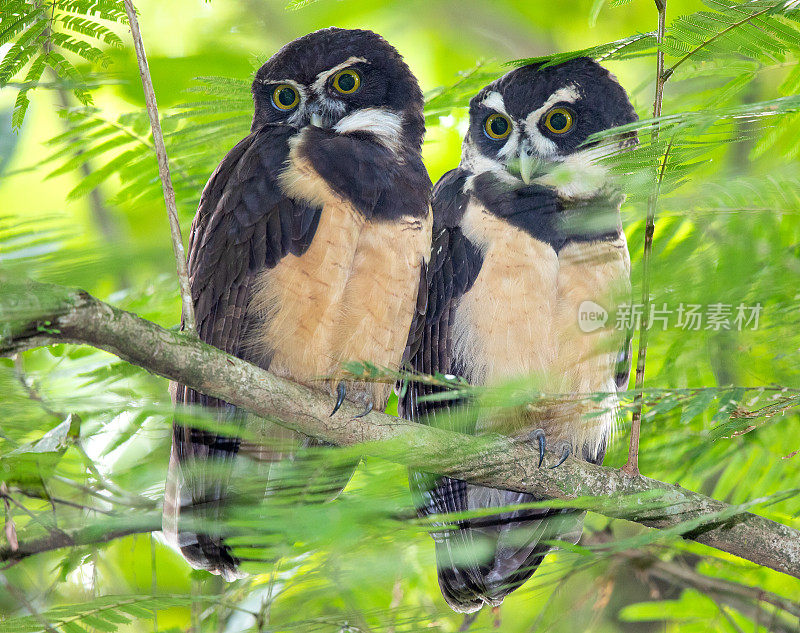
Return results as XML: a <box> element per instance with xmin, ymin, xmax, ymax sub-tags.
<box><xmin>400</xmin><ymin>168</ymin><xmax>583</xmax><ymax>613</ymax></box>
<box><xmin>168</xmin><ymin>125</ymin><xmax>321</xmax><ymax>579</ymax></box>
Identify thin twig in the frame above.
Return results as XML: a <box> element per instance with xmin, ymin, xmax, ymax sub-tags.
<box><xmin>0</xmin><ymin>517</ymin><xmax>160</xmax><ymax>568</ymax></box>
<box><xmin>13</xmin><ymin>354</ymin><xmax>58</xmax><ymax>418</ymax></box>
<box><xmin>458</xmin><ymin>612</ymin><xmax>479</xmax><ymax>631</ymax></box>
<box><xmin>623</xmin><ymin>0</ymin><xmax>668</xmax><ymax>478</ymax></box>
<box><xmin>122</xmin><ymin>0</ymin><xmax>196</xmax><ymax>334</ymax></box>
<box><xmin>0</xmin><ymin>572</ymin><xmax>60</xmax><ymax>633</ymax></box>
<box><xmin>1</xmin><ymin>483</ymin><xmax>18</xmax><ymax>553</ymax></box>
<box><xmin>707</xmin><ymin>592</ymin><xmax>747</xmax><ymax>633</ymax></box>
<box><xmin>649</xmin><ymin>558</ymin><xmax>800</xmax><ymax>619</ymax></box>
<box><xmin>52</xmin><ymin>476</ymin><xmax>155</xmax><ymax>509</ymax></box>
<box><xmin>150</xmin><ymin>534</ymin><xmax>158</xmax><ymax>633</ymax></box>
<box><xmin>191</xmin><ymin>578</ymin><xmax>202</xmax><ymax>633</ymax></box>
<box><xmin>15</xmin><ymin>490</ymin><xmax>114</xmax><ymax>516</ymax></box>
<box><xmin>598</xmin><ymin>539</ymin><xmax>800</xmax><ymax>631</ymax></box>
<box><xmin>13</xmin><ymin>355</ymin><xmax>149</xmax><ymax>503</ymax></box>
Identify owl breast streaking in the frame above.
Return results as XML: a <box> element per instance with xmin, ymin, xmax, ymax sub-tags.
<box><xmin>164</xmin><ymin>27</ymin><xmax>432</xmax><ymax>581</ymax></box>
<box><xmin>400</xmin><ymin>57</ymin><xmax>638</xmax><ymax>613</ymax></box>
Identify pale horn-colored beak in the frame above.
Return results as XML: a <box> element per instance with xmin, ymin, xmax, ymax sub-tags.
<box><xmin>518</xmin><ymin>140</ymin><xmax>543</xmax><ymax>185</ymax></box>
<box><xmin>310</xmin><ymin>113</ymin><xmax>324</xmax><ymax>128</ymax></box>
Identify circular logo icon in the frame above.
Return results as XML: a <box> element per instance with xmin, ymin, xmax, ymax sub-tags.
<box><xmin>578</xmin><ymin>300</ymin><xmax>608</xmax><ymax>333</ymax></box>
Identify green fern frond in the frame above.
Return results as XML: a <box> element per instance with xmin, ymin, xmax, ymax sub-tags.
<box><xmin>0</xmin><ymin>595</ymin><xmax>205</xmax><ymax>633</ymax></box>
<box><xmin>0</xmin><ymin>5</ymin><xmax>47</xmax><ymax>47</ymax></box>
<box><xmin>508</xmin><ymin>32</ymin><xmax>658</xmax><ymax>68</ymax></box>
<box><xmin>424</xmin><ymin>63</ymin><xmax>501</xmax><ymax>121</ymax></box>
<box><xmin>46</xmin><ymin>50</ymin><xmax>92</xmax><ymax>104</ymax></box>
<box><xmin>664</xmin><ymin>0</ymin><xmax>800</xmax><ymax>73</ymax></box>
<box><xmin>58</xmin><ymin>14</ymin><xmax>123</xmax><ymax>47</ymax></box>
<box><xmin>59</xmin><ymin>0</ymin><xmax>128</xmax><ymax>23</ymax></box>
<box><xmin>10</xmin><ymin>53</ymin><xmax>47</xmax><ymax>129</ymax></box>
<box><xmin>50</xmin><ymin>31</ymin><xmax>108</xmax><ymax>65</ymax></box>
<box><xmin>0</xmin><ymin>19</ymin><xmax>48</xmax><ymax>85</ymax></box>
<box><xmin>10</xmin><ymin>89</ymin><xmax>30</xmax><ymax>131</ymax></box>
<box><xmin>0</xmin><ymin>0</ymin><xmax>125</xmax><ymax>128</ymax></box>
<box><xmin>285</xmin><ymin>0</ymin><xmax>323</xmax><ymax>10</ymax></box>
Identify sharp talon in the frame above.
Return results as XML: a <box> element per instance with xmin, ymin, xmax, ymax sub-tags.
<box><xmin>550</xmin><ymin>444</ymin><xmax>571</xmax><ymax>469</ymax></box>
<box><xmin>351</xmin><ymin>400</ymin><xmax>373</xmax><ymax>420</ymax></box>
<box><xmin>531</xmin><ymin>429</ymin><xmax>546</xmax><ymax>468</ymax></box>
<box><xmin>330</xmin><ymin>383</ymin><xmax>346</xmax><ymax>417</ymax></box>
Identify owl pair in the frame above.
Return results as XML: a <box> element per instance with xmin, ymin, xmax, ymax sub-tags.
<box><xmin>165</xmin><ymin>27</ymin><xmax>637</xmax><ymax>613</ymax></box>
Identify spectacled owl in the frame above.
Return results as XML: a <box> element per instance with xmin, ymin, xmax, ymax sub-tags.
<box><xmin>164</xmin><ymin>27</ymin><xmax>432</xmax><ymax>580</ymax></box>
<box><xmin>400</xmin><ymin>57</ymin><xmax>637</xmax><ymax>612</ymax></box>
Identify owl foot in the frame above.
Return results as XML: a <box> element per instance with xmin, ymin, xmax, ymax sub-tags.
<box><xmin>527</xmin><ymin>430</ymin><xmax>571</xmax><ymax>469</ymax></box>
<box><xmin>550</xmin><ymin>441</ymin><xmax>571</xmax><ymax>469</ymax></box>
<box><xmin>530</xmin><ymin>429</ymin><xmax>546</xmax><ymax>468</ymax></box>
<box><xmin>330</xmin><ymin>382</ymin><xmax>347</xmax><ymax>417</ymax></box>
<box><xmin>329</xmin><ymin>383</ymin><xmax>374</xmax><ymax>419</ymax></box>
<box><xmin>351</xmin><ymin>394</ymin><xmax>374</xmax><ymax>420</ymax></box>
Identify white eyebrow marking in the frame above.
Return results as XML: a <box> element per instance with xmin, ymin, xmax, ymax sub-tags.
<box><xmin>312</xmin><ymin>56</ymin><xmax>368</xmax><ymax>95</ymax></box>
<box><xmin>259</xmin><ymin>78</ymin><xmax>308</xmax><ymax>100</ymax></box>
<box><xmin>525</xmin><ymin>84</ymin><xmax>582</xmax><ymax>158</ymax></box>
<box><xmin>481</xmin><ymin>90</ymin><xmax>508</xmax><ymax>114</ymax></box>
<box><xmin>525</xmin><ymin>84</ymin><xmax>581</xmax><ymax>130</ymax></box>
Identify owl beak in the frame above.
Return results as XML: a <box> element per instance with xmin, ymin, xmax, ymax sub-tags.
<box><xmin>518</xmin><ymin>142</ymin><xmax>543</xmax><ymax>185</ymax></box>
<box><xmin>310</xmin><ymin>113</ymin><xmax>324</xmax><ymax>128</ymax></box>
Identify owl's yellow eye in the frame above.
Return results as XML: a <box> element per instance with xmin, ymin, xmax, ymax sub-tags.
<box><xmin>484</xmin><ymin>113</ymin><xmax>512</xmax><ymax>140</ymax></box>
<box><xmin>332</xmin><ymin>69</ymin><xmax>361</xmax><ymax>94</ymax></box>
<box><xmin>544</xmin><ymin>107</ymin><xmax>574</xmax><ymax>134</ymax></box>
<box><xmin>272</xmin><ymin>84</ymin><xmax>299</xmax><ymax>110</ymax></box>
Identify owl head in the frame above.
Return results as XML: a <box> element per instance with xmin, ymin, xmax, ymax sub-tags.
<box><xmin>251</xmin><ymin>27</ymin><xmax>425</xmax><ymax>153</ymax></box>
<box><xmin>462</xmin><ymin>58</ymin><xmax>638</xmax><ymax>189</ymax></box>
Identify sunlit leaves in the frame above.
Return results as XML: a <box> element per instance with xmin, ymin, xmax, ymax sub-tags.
<box><xmin>2</xmin><ymin>1</ymin><xmax>800</xmax><ymax>631</ymax></box>
<box><xmin>1</xmin><ymin>595</ymin><xmax>205</xmax><ymax>633</ymax></box>
<box><xmin>509</xmin><ymin>32</ymin><xmax>658</xmax><ymax>68</ymax></box>
<box><xmin>0</xmin><ymin>0</ymin><xmax>125</xmax><ymax>129</ymax></box>
<box><xmin>663</xmin><ymin>0</ymin><xmax>800</xmax><ymax>69</ymax></box>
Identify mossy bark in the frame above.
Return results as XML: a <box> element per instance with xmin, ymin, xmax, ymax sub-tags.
<box><xmin>1</xmin><ymin>275</ymin><xmax>798</xmax><ymax>578</ymax></box>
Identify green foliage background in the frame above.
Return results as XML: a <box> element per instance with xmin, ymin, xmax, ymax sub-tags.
<box><xmin>1</xmin><ymin>0</ymin><xmax>799</xmax><ymax>631</ymax></box>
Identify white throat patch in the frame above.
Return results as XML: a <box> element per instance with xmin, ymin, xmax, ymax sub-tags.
<box><xmin>333</xmin><ymin>108</ymin><xmax>404</xmax><ymax>153</ymax></box>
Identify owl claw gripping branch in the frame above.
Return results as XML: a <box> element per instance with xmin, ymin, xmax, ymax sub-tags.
<box><xmin>400</xmin><ymin>57</ymin><xmax>638</xmax><ymax>613</ymax></box>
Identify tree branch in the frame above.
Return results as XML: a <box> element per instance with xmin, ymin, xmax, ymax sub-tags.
<box><xmin>1</xmin><ymin>516</ymin><xmax>161</xmax><ymax>568</ymax></box>
<box><xmin>122</xmin><ymin>0</ymin><xmax>196</xmax><ymax>334</ymax></box>
<box><xmin>582</xmin><ymin>531</ymin><xmax>800</xmax><ymax>630</ymax></box>
<box><xmin>1</xmin><ymin>276</ymin><xmax>799</xmax><ymax>579</ymax></box>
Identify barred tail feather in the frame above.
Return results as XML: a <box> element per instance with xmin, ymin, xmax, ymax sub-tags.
<box><xmin>429</xmin><ymin>483</ymin><xmax>585</xmax><ymax>612</ymax></box>
<box><xmin>163</xmin><ymin>429</ymin><xmax>247</xmax><ymax>582</ymax></box>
